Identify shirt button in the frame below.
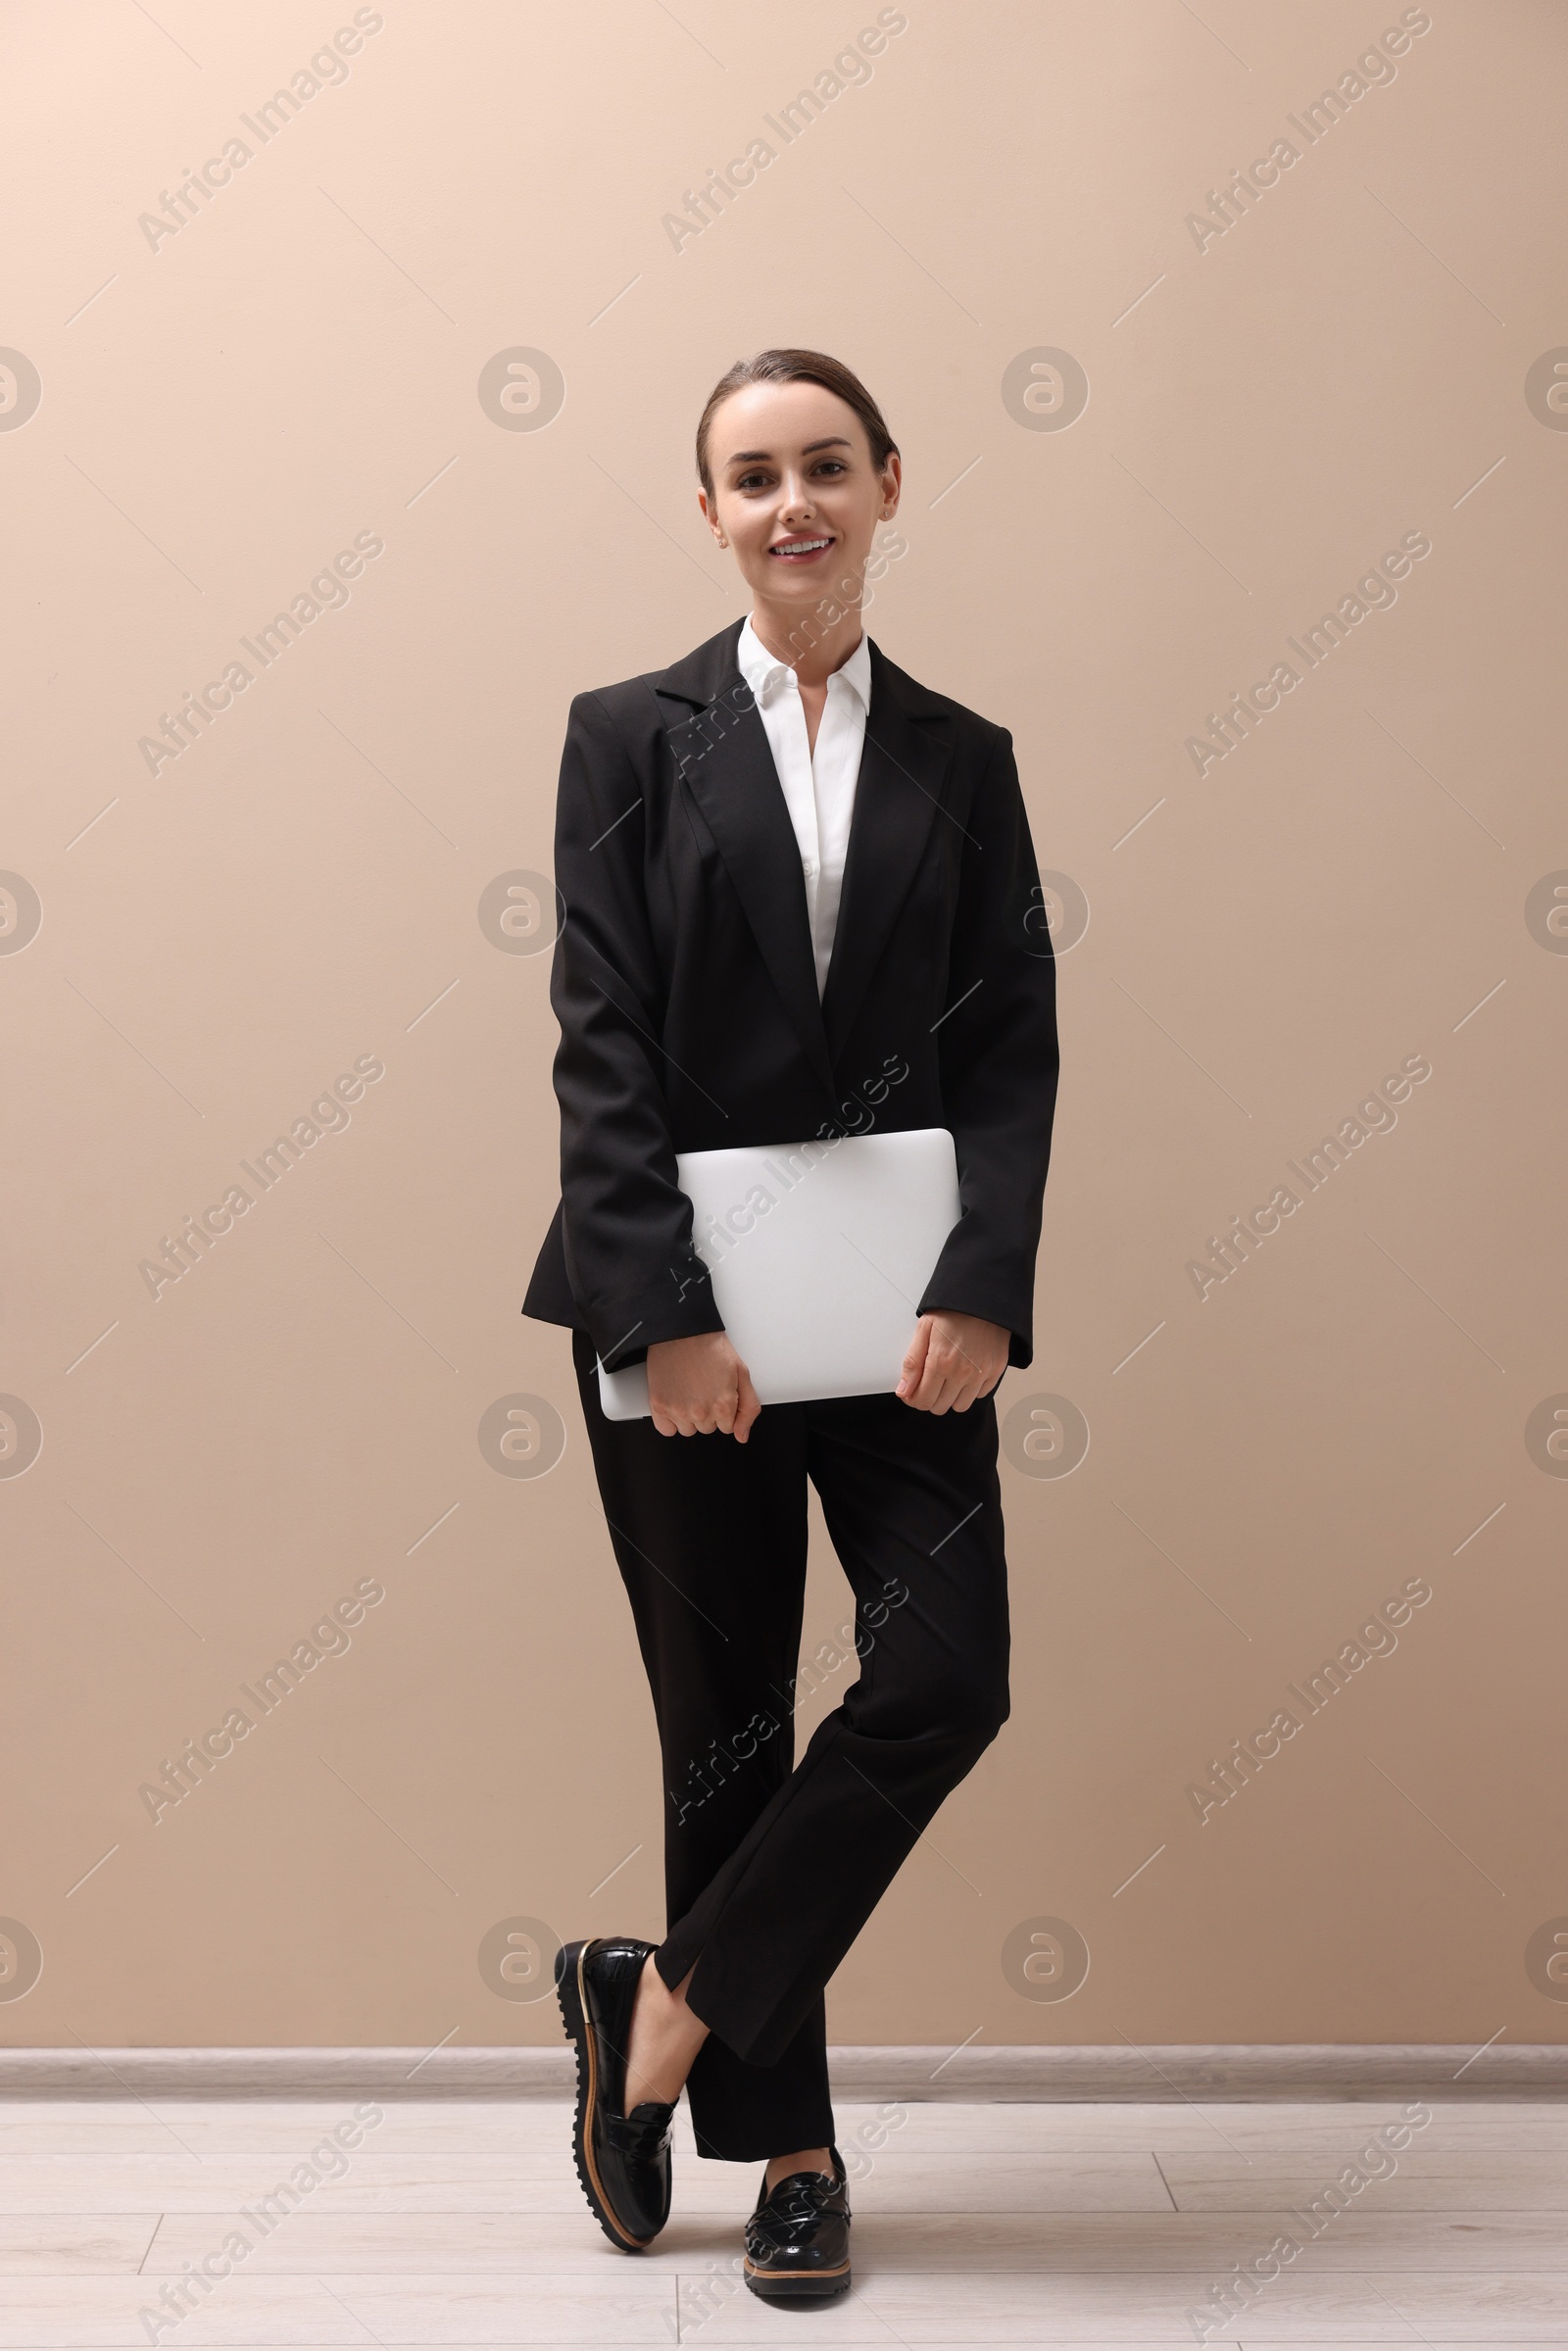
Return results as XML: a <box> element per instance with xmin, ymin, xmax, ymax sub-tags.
<box><xmin>803</xmin><ymin>859</ymin><xmax>816</xmax><ymax>877</ymax></box>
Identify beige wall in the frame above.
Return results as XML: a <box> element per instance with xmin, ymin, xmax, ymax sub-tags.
<box><xmin>3</xmin><ymin>0</ymin><xmax>1564</xmax><ymax>2056</ymax></box>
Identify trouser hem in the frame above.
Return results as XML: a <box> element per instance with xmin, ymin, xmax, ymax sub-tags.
<box><xmin>689</xmin><ymin>2111</ymin><xmax>838</xmax><ymax>2163</ymax></box>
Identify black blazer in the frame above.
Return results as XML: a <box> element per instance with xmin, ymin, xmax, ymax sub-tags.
<box><xmin>522</xmin><ymin>618</ymin><xmax>1059</xmax><ymax>1375</ymax></box>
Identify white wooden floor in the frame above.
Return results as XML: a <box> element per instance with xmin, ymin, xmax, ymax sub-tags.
<box><xmin>1</xmin><ymin>2093</ymin><xmax>1565</xmax><ymax>2343</ymax></box>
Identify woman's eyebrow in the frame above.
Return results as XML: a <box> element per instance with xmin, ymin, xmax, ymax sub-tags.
<box><xmin>723</xmin><ymin>435</ymin><xmax>854</xmax><ymax>465</ymax></box>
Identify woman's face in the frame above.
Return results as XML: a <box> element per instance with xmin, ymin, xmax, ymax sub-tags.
<box><xmin>698</xmin><ymin>379</ymin><xmax>900</xmax><ymax>624</ymax></box>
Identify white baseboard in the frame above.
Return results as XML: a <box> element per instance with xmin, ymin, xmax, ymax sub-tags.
<box><xmin>2</xmin><ymin>2043</ymin><xmax>1564</xmax><ymax>2099</ymax></box>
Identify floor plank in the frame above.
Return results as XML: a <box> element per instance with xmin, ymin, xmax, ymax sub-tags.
<box><xmin>0</xmin><ymin>2216</ymin><xmax>156</xmax><ymax>2274</ymax></box>
<box><xmin>7</xmin><ymin>2095</ymin><xmax>1568</xmax><ymax>2153</ymax></box>
<box><xmin>824</xmin><ymin>2100</ymin><xmax>1568</xmax><ymax>2155</ymax></box>
<box><xmin>675</xmin><ymin>2268</ymin><xmax>1568</xmax><ymax>2341</ymax></box>
<box><xmin>0</xmin><ymin>2149</ymin><xmax>1172</xmax><ymax>2214</ymax></box>
<box><xmin>135</xmin><ymin>2205</ymin><xmax>1568</xmax><ymax>2273</ymax></box>
<box><xmin>0</xmin><ymin>2274</ymin><xmax>678</xmax><ymax>2346</ymax></box>
<box><xmin>1160</xmin><ymin>2151</ymin><xmax>1568</xmax><ymax>2211</ymax></box>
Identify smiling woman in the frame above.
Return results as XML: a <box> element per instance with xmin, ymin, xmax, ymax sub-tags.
<box><xmin>701</xmin><ymin>364</ymin><xmax>907</xmax><ymax>675</ymax></box>
<box><xmin>525</xmin><ymin>345</ymin><xmax>1059</xmax><ymax>2301</ymax></box>
<box><xmin>694</xmin><ymin>350</ymin><xmax>902</xmax><ymax>734</ymax></box>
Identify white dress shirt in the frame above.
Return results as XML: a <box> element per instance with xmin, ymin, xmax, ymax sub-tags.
<box><xmin>736</xmin><ymin>617</ymin><xmax>872</xmax><ymax>998</ymax></box>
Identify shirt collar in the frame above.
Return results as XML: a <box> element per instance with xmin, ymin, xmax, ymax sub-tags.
<box><xmin>737</xmin><ymin>616</ymin><xmax>872</xmax><ymax>713</ymax></box>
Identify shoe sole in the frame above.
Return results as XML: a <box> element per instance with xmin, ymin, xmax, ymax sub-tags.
<box><xmin>555</xmin><ymin>1938</ymin><xmax>656</xmax><ymax>2253</ymax></box>
<box><xmin>744</xmin><ymin>2257</ymin><xmax>852</xmax><ymax>2300</ymax></box>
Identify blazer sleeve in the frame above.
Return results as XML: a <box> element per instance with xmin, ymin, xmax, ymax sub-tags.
<box><xmin>916</xmin><ymin>726</ymin><xmax>1059</xmax><ymax>1367</ymax></box>
<box><xmin>548</xmin><ymin>691</ymin><xmax>726</xmax><ymax>1371</ymax></box>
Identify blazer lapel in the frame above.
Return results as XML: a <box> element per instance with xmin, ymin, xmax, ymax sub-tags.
<box><xmin>820</xmin><ymin>645</ymin><xmax>953</xmax><ymax>1065</ymax></box>
<box><xmin>655</xmin><ymin>623</ymin><xmax>836</xmax><ymax>1097</ymax></box>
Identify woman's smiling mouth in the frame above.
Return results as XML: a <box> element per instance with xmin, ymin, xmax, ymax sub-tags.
<box><xmin>767</xmin><ymin>535</ymin><xmax>834</xmax><ymax>563</ymax></box>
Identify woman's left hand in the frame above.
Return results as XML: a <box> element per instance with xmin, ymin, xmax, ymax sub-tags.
<box><xmin>897</xmin><ymin>1311</ymin><xmax>1009</xmax><ymax>1414</ymax></box>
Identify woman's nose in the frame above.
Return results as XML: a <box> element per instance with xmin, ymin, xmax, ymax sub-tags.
<box><xmin>778</xmin><ymin>475</ymin><xmax>817</xmax><ymax>521</ymax></box>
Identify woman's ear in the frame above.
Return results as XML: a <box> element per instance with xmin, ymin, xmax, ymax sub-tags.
<box><xmin>878</xmin><ymin>450</ymin><xmax>904</xmax><ymax>520</ymax></box>
<box><xmin>697</xmin><ymin>486</ymin><xmax>728</xmax><ymax>548</ymax></box>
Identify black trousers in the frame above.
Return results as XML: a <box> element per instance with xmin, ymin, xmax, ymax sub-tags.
<box><xmin>571</xmin><ymin>1328</ymin><xmax>1010</xmax><ymax>2163</ymax></box>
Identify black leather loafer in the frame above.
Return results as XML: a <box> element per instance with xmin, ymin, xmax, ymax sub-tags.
<box><xmin>743</xmin><ymin>2144</ymin><xmax>852</xmax><ymax>2299</ymax></box>
<box><xmin>555</xmin><ymin>1936</ymin><xmax>675</xmax><ymax>2250</ymax></box>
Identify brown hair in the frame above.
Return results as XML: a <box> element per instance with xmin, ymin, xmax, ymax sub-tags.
<box><xmin>695</xmin><ymin>348</ymin><xmax>898</xmax><ymax>496</ymax></box>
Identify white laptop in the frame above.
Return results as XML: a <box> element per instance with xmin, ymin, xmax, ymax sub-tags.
<box><xmin>597</xmin><ymin>1127</ymin><xmax>960</xmax><ymax>1420</ymax></box>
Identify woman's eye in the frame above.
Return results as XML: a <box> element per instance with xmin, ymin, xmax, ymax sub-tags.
<box><xmin>814</xmin><ymin>461</ymin><xmax>846</xmax><ymax>475</ymax></box>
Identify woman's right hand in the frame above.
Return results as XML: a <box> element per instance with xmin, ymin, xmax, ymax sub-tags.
<box><xmin>646</xmin><ymin>1333</ymin><xmax>761</xmax><ymax>1443</ymax></box>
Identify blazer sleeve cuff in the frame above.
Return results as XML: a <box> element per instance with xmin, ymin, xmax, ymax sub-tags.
<box><xmin>915</xmin><ymin>1277</ymin><xmax>1035</xmax><ymax>1371</ymax></box>
<box><xmin>584</xmin><ymin>1281</ymin><xmax>726</xmax><ymax>1373</ymax></box>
